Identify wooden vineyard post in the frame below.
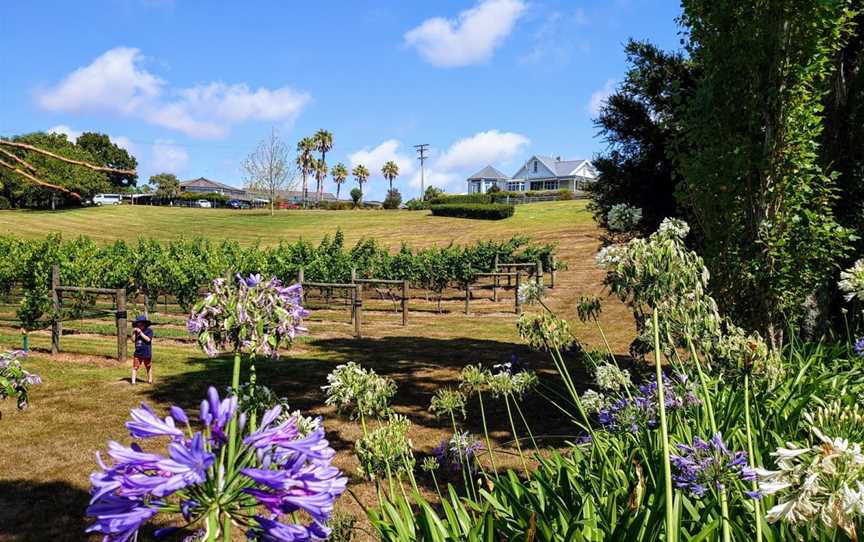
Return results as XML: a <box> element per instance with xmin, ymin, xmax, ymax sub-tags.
<box><xmin>51</xmin><ymin>264</ymin><xmax>61</xmax><ymax>355</ymax></box>
<box><xmin>515</xmin><ymin>270</ymin><xmax>522</xmax><ymax>315</ymax></box>
<box><xmin>350</xmin><ymin>269</ymin><xmax>357</xmax><ymax>325</ymax></box>
<box><xmin>298</xmin><ymin>267</ymin><xmax>305</xmax><ymax>304</ymax></box>
<box><xmin>464</xmin><ymin>282</ymin><xmax>470</xmax><ymax>315</ymax></box>
<box><xmin>537</xmin><ymin>261</ymin><xmax>544</xmax><ymax>286</ymax></box>
<box><xmin>353</xmin><ymin>284</ymin><xmax>363</xmax><ymax>339</ymax></box>
<box><xmin>402</xmin><ymin>280</ymin><xmax>409</xmax><ymax>326</ymax></box>
<box><xmin>116</xmin><ymin>289</ymin><xmax>128</xmax><ymax>363</ymax></box>
<box><xmin>142</xmin><ymin>292</ymin><xmax>150</xmax><ymax>319</ymax></box>
<box><xmin>550</xmin><ymin>255</ymin><xmax>556</xmax><ymax>288</ymax></box>
<box><xmin>493</xmin><ymin>254</ymin><xmax>499</xmax><ymax>302</ymax></box>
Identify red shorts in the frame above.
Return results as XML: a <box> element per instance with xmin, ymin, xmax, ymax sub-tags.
<box><xmin>133</xmin><ymin>357</ymin><xmax>152</xmax><ymax>370</ymax></box>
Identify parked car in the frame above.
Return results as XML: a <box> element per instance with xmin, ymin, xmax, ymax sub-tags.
<box><xmin>93</xmin><ymin>194</ymin><xmax>122</xmax><ymax>206</ymax></box>
<box><xmin>196</xmin><ymin>199</ymin><xmax>212</xmax><ymax>208</ymax></box>
<box><xmin>226</xmin><ymin>199</ymin><xmax>250</xmax><ymax>209</ymax></box>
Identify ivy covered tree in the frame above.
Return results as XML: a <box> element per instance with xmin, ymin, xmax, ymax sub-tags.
<box><xmin>675</xmin><ymin>0</ymin><xmax>857</xmax><ymax>347</ymax></box>
<box><xmin>590</xmin><ymin>40</ymin><xmax>696</xmax><ymax>234</ymax></box>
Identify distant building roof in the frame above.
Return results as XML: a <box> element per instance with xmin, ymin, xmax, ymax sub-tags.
<box><xmin>467</xmin><ymin>165</ymin><xmax>509</xmax><ymax>180</ymax></box>
<box><xmin>180</xmin><ymin>177</ymin><xmax>244</xmax><ymax>192</ymax></box>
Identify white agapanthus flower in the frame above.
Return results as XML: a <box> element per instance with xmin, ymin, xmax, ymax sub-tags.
<box><xmin>594</xmin><ymin>364</ymin><xmax>631</xmax><ymax>392</ymax></box>
<box><xmin>607</xmin><ymin>203</ymin><xmax>643</xmax><ymax>232</ymax></box>
<box><xmin>580</xmin><ymin>389</ymin><xmax>606</xmax><ymax>413</ymax></box>
<box><xmin>757</xmin><ymin>427</ymin><xmax>864</xmax><ymax>539</ymax></box>
<box><xmin>657</xmin><ymin>217</ymin><xmax>690</xmax><ymax>239</ymax></box>
<box><xmin>518</xmin><ymin>280</ymin><xmax>547</xmax><ymax>305</ymax></box>
<box><xmin>839</xmin><ymin>258</ymin><xmax>864</xmax><ymax>303</ymax></box>
<box><xmin>595</xmin><ymin>244</ymin><xmax>625</xmax><ymax>268</ymax></box>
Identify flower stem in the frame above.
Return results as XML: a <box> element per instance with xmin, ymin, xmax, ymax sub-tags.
<box><xmin>223</xmin><ymin>352</ymin><xmax>243</xmax><ymax>541</ymax></box>
<box><xmin>652</xmin><ymin>309</ymin><xmax>676</xmax><ymax>542</ymax></box>
<box><xmin>744</xmin><ymin>373</ymin><xmax>763</xmax><ymax>542</ymax></box>
<box><xmin>477</xmin><ymin>391</ymin><xmax>499</xmax><ymax>478</ymax></box>
<box><xmin>504</xmin><ymin>394</ymin><xmax>529</xmax><ymax>476</ymax></box>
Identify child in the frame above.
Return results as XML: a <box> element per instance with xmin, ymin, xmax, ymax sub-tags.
<box><xmin>131</xmin><ymin>315</ymin><xmax>154</xmax><ymax>384</ymax></box>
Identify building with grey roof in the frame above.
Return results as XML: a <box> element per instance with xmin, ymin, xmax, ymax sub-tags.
<box><xmin>467</xmin><ymin>155</ymin><xmax>597</xmax><ymax>194</ymax></box>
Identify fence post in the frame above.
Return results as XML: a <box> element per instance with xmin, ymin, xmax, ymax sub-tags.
<box><xmin>116</xmin><ymin>289</ymin><xmax>127</xmax><ymax>363</ymax></box>
<box><xmin>354</xmin><ymin>284</ymin><xmax>363</xmax><ymax>339</ymax></box>
<box><xmin>402</xmin><ymin>280</ymin><xmax>409</xmax><ymax>326</ymax></box>
<box><xmin>550</xmin><ymin>255</ymin><xmax>556</xmax><ymax>289</ymax></box>
<box><xmin>51</xmin><ymin>264</ymin><xmax>61</xmax><ymax>355</ymax></box>
<box><xmin>493</xmin><ymin>254</ymin><xmax>499</xmax><ymax>302</ymax></box>
<box><xmin>515</xmin><ymin>270</ymin><xmax>522</xmax><ymax>315</ymax></box>
<box><xmin>298</xmin><ymin>267</ymin><xmax>305</xmax><ymax>304</ymax></box>
<box><xmin>464</xmin><ymin>282</ymin><xmax>470</xmax><ymax>315</ymax></box>
<box><xmin>537</xmin><ymin>261</ymin><xmax>544</xmax><ymax>286</ymax></box>
<box><xmin>142</xmin><ymin>292</ymin><xmax>150</xmax><ymax>319</ymax></box>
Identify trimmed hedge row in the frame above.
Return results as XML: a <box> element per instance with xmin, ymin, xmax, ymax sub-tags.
<box><xmin>429</xmin><ymin>189</ymin><xmax>575</xmax><ymax>206</ymax></box>
<box><xmin>429</xmin><ymin>203</ymin><xmax>515</xmax><ymax>220</ymax></box>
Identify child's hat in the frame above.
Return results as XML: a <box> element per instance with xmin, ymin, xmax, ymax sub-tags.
<box><xmin>133</xmin><ymin>315</ymin><xmax>151</xmax><ymax>327</ymax></box>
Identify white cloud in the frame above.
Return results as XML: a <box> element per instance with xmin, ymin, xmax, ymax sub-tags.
<box><xmin>348</xmin><ymin>139</ymin><xmax>416</xmax><ymax>179</ymax></box>
<box><xmin>47</xmin><ymin>124</ymin><xmax>82</xmax><ymax>141</ymax></box>
<box><xmin>37</xmin><ymin>47</ymin><xmax>311</xmax><ymax>139</ymax></box>
<box><xmin>436</xmin><ymin>130</ymin><xmax>529</xmax><ymax>171</ymax></box>
<box><xmin>587</xmin><ymin>79</ymin><xmax>616</xmax><ymax>116</ymax></box>
<box><xmin>404</xmin><ymin>129</ymin><xmax>529</xmax><ymax>192</ymax></box>
<box><xmin>520</xmin><ymin>8</ymin><xmax>590</xmax><ymax>66</ymax></box>
<box><xmin>404</xmin><ymin>0</ymin><xmax>526</xmax><ymax>67</ymax></box>
<box><xmin>150</xmin><ymin>140</ymin><xmax>188</xmax><ymax>173</ymax></box>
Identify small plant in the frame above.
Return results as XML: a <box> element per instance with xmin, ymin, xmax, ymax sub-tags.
<box><xmin>355</xmin><ymin>413</ymin><xmax>415</xmax><ymax>481</ymax></box>
<box><xmin>322</xmin><ymin>362</ymin><xmax>397</xmax><ymax>421</ymax></box>
<box><xmin>607</xmin><ymin>203</ymin><xmax>643</xmax><ymax>232</ymax></box>
<box><xmin>383</xmin><ymin>188</ymin><xmax>402</xmax><ymax>209</ymax></box>
<box><xmin>0</xmin><ymin>350</ymin><xmax>41</xmax><ymax>417</ymax></box>
<box><xmin>327</xmin><ymin>512</ymin><xmax>358</xmax><ymax>542</ymax></box>
<box><xmin>350</xmin><ymin>187</ymin><xmax>362</xmax><ymax>207</ymax></box>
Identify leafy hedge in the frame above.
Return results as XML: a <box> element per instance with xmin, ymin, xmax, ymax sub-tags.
<box><xmin>429</xmin><ymin>189</ymin><xmax>575</xmax><ymax>206</ymax></box>
<box><xmin>429</xmin><ymin>203</ymin><xmax>515</xmax><ymax>220</ymax></box>
<box><xmin>0</xmin><ymin>231</ymin><xmax>555</xmax><ymax>328</ymax></box>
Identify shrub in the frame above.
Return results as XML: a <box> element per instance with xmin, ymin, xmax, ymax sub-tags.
<box><xmin>423</xmin><ymin>185</ymin><xmax>444</xmax><ymax>201</ymax></box>
<box><xmin>607</xmin><ymin>203</ymin><xmax>643</xmax><ymax>232</ymax></box>
<box><xmin>558</xmin><ymin>189</ymin><xmax>574</xmax><ymax>200</ymax></box>
<box><xmin>430</xmin><ymin>194</ymin><xmax>492</xmax><ymax>205</ymax></box>
<box><xmin>0</xmin><ymin>196</ymin><xmax>11</xmax><ymax>210</ymax></box>
<box><xmin>404</xmin><ymin>198</ymin><xmax>429</xmax><ymax>211</ymax></box>
<box><xmin>322</xmin><ymin>200</ymin><xmax>353</xmax><ymax>211</ymax></box>
<box><xmin>350</xmin><ymin>187</ymin><xmax>362</xmax><ymax>207</ymax></box>
<box><xmin>430</xmin><ymin>203</ymin><xmax>515</xmax><ymax>220</ymax></box>
<box><xmin>383</xmin><ymin>188</ymin><xmax>402</xmax><ymax>209</ymax></box>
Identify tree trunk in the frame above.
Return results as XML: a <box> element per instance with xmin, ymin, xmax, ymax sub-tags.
<box><xmin>336</xmin><ymin>183</ymin><xmax>341</xmax><ymax>201</ymax></box>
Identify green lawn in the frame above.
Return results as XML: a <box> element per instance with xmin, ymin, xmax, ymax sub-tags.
<box><xmin>0</xmin><ymin>200</ymin><xmax>593</xmax><ymax>248</ymax></box>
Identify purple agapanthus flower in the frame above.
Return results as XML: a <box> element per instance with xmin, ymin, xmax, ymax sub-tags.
<box><xmin>87</xmin><ymin>387</ymin><xmax>346</xmax><ymax>541</ymax></box>
<box><xmin>855</xmin><ymin>337</ymin><xmax>864</xmax><ymax>357</ymax></box>
<box><xmin>670</xmin><ymin>433</ymin><xmax>759</xmax><ymax>499</ymax></box>
<box><xmin>494</xmin><ymin>353</ymin><xmax>527</xmax><ymax>375</ymax></box>
<box><xmin>597</xmin><ymin>373</ymin><xmax>701</xmax><ymax>434</ymax></box>
<box><xmin>433</xmin><ymin>432</ymin><xmax>484</xmax><ymax>474</ymax></box>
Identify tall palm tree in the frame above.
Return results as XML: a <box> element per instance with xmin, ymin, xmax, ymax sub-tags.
<box><xmin>352</xmin><ymin>164</ymin><xmax>370</xmax><ymax>203</ymax></box>
<box><xmin>331</xmin><ymin>162</ymin><xmax>348</xmax><ymax>201</ymax></box>
<box><xmin>313</xmin><ymin>158</ymin><xmax>328</xmax><ymax>206</ymax></box>
<box><xmin>296</xmin><ymin>137</ymin><xmax>316</xmax><ymax>208</ymax></box>
<box><xmin>313</xmin><ymin>129</ymin><xmax>333</xmax><ymax>205</ymax></box>
<box><xmin>381</xmin><ymin>160</ymin><xmax>399</xmax><ymax>191</ymax></box>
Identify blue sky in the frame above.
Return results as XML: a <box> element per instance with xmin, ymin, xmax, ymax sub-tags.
<box><xmin>1</xmin><ymin>0</ymin><xmax>682</xmax><ymax>200</ymax></box>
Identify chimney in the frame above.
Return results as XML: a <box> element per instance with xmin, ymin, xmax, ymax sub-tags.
<box><xmin>555</xmin><ymin>156</ymin><xmax>561</xmax><ymax>161</ymax></box>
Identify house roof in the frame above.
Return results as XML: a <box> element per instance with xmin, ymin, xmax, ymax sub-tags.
<box><xmin>467</xmin><ymin>165</ymin><xmax>509</xmax><ymax>180</ymax></box>
<box><xmin>180</xmin><ymin>177</ymin><xmax>242</xmax><ymax>191</ymax></box>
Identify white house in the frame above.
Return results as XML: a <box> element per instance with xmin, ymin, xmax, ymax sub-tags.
<box><xmin>467</xmin><ymin>155</ymin><xmax>597</xmax><ymax>194</ymax></box>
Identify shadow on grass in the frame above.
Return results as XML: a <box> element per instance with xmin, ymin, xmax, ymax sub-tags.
<box><xmin>143</xmin><ymin>336</ymin><xmax>590</xmax><ymax>452</ymax></box>
<box><xmin>0</xmin><ymin>479</ymin><xmax>90</xmax><ymax>542</ymax></box>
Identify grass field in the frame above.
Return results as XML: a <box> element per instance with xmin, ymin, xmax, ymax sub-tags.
<box><xmin>0</xmin><ymin>201</ymin><xmax>634</xmax><ymax>541</ymax></box>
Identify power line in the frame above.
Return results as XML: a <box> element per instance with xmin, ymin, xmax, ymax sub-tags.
<box><xmin>414</xmin><ymin>143</ymin><xmax>429</xmax><ymax>199</ymax></box>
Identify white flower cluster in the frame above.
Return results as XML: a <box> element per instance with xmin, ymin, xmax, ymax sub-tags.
<box><xmin>595</xmin><ymin>244</ymin><xmax>625</xmax><ymax>268</ymax></box>
<box><xmin>757</xmin><ymin>427</ymin><xmax>864</xmax><ymax>538</ymax></box>
<box><xmin>657</xmin><ymin>217</ymin><xmax>690</xmax><ymax>239</ymax></box>
<box><xmin>580</xmin><ymin>389</ymin><xmax>606</xmax><ymax>413</ymax></box>
<box><xmin>839</xmin><ymin>258</ymin><xmax>864</xmax><ymax>303</ymax></box>
<box><xmin>607</xmin><ymin>203</ymin><xmax>643</xmax><ymax>232</ymax></box>
<box><xmin>322</xmin><ymin>362</ymin><xmax>397</xmax><ymax>420</ymax></box>
<box><xmin>517</xmin><ymin>280</ymin><xmax>547</xmax><ymax>305</ymax></box>
<box><xmin>594</xmin><ymin>364</ymin><xmax>631</xmax><ymax>392</ymax></box>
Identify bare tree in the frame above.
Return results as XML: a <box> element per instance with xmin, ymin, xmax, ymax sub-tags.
<box><xmin>243</xmin><ymin>129</ymin><xmax>297</xmax><ymax>216</ymax></box>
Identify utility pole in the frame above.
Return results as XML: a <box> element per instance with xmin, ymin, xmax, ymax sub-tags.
<box><xmin>414</xmin><ymin>144</ymin><xmax>429</xmax><ymax>199</ymax></box>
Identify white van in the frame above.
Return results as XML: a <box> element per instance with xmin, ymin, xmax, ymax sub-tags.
<box><xmin>93</xmin><ymin>194</ymin><xmax>122</xmax><ymax>206</ymax></box>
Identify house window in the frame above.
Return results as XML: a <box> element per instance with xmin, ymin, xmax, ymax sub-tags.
<box><xmin>533</xmin><ymin>160</ymin><xmax>538</xmax><ymax>173</ymax></box>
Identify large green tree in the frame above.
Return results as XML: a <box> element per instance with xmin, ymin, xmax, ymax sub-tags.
<box><xmin>0</xmin><ymin>133</ymin><xmax>111</xmax><ymax>208</ymax></box>
<box><xmin>675</xmin><ymin>0</ymin><xmax>857</xmax><ymax>346</ymax></box>
<box><xmin>75</xmin><ymin>132</ymin><xmax>138</xmax><ymax>188</ymax></box>
<box><xmin>590</xmin><ymin>40</ymin><xmax>696</xmax><ymax>234</ymax></box>
<box><xmin>148</xmin><ymin>173</ymin><xmax>180</xmax><ymax>199</ymax></box>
